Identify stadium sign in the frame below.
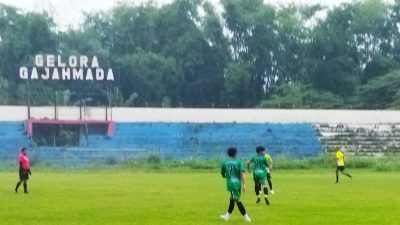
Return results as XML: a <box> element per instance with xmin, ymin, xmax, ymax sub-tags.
<box><xmin>19</xmin><ymin>54</ymin><xmax>114</xmax><ymax>81</ymax></box>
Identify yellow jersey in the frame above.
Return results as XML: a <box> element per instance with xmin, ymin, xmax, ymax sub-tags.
<box><xmin>264</xmin><ymin>154</ymin><xmax>273</xmax><ymax>173</ymax></box>
<box><xmin>264</xmin><ymin>154</ymin><xmax>272</xmax><ymax>164</ymax></box>
<box><xmin>335</xmin><ymin>151</ymin><xmax>344</xmax><ymax>166</ymax></box>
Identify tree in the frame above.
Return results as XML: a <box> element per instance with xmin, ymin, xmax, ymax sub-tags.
<box><xmin>115</xmin><ymin>51</ymin><xmax>179</xmax><ymax>107</ymax></box>
<box><xmin>221</xmin><ymin>61</ymin><xmax>253</xmax><ymax>107</ymax></box>
<box><xmin>358</xmin><ymin>70</ymin><xmax>400</xmax><ymax>109</ymax></box>
<box><xmin>222</xmin><ymin>0</ymin><xmax>281</xmax><ymax>105</ymax></box>
<box><xmin>307</xmin><ymin>3</ymin><xmax>360</xmax><ymax>96</ymax></box>
<box><xmin>258</xmin><ymin>84</ymin><xmax>345</xmax><ymax>109</ymax></box>
<box><xmin>153</xmin><ymin>0</ymin><xmax>224</xmax><ymax>107</ymax></box>
<box><xmin>0</xmin><ymin>5</ymin><xmax>57</xmax><ymax>104</ymax></box>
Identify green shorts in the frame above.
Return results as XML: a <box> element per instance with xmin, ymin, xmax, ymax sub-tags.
<box><xmin>253</xmin><ymin>171</ymin><xmax>267</xmax><ymax>185</ymax></box>
<box><xmin>229</xmin><ymin>189</ymin><xmax>242</xmax><ymax>200</ymax></box>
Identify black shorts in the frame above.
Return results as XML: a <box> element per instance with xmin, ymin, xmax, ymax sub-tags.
<box><xmin>19</xmin><ymin>169</ymin><xmax>29</xmax><ymax>181</ymax></box>
<box><xmin>337</xmin><ymin>166</ymin><xmax>345</xmax><ymax>171</ymax></box>
<box><xmin>267</xmin><ymin>173</ymin><xmax>272</xmax><ymax>180</ymax></box>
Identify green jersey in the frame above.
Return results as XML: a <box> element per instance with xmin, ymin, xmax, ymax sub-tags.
<box><xmin>250</xmin><ymin>154</ymin><xmax>269</xmax><ymax>176</ymax></box>
<box><xmin>221</xmin><ymin>158</ymin><xmax>245</xmax><ymax>191</ymax></box>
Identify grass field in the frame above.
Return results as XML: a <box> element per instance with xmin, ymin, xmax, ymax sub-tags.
<box><xmin>1</xmin><ymin>169</ymin><xmax>399</xmax><ymax>225</ymax></box>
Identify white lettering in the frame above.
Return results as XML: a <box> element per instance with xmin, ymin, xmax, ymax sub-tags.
<box><xmin>31</xmin><ymin>68</ymin><xmax>39</xmax><ymax>79</ymax></box>
<box><xmin>19</xmin><ymin>67</ymin><xmax>29</xmax><ymax>79</ymax></box>
<box><xmin>35</xmin><ymin>55</ymin><xmax>43</xmax><ymax>67</ymax></box>
<box><xmin>106</xmin><ymin>69</ymin><xmax>114</xmax><ymax>81</ymax></box>
<box><xmin>52</xmin><ymin>69</ymin><xmax>60</xmax><ymax>80</ymax></box>
<box><xmin>80</xmin><ymin>55</ymin><xmax>88</xmax><ymax>68</ymax></box>
<box><xmin>42</xmin><ymin>68</ymin><xmax>50</xmax><ymax>80</ymax></box>
<box><xmin>47</xmin><ymin>55</ymin><xmax>55</xmax><ymax>67</ymax></box>
<box><xmin>62</xmin><ymin>68</ymin><xmax>71</xmax><ymax>80</ymax></box>
<box><xmin>86</xmin><ymin>69</ymin><xmax>93</xmax><ymax>80</ymax></box>
<box><xmin>91</xmin><ymin>56</ymin><xmax>99</xmax><ymax>68</ymax></box>
<box><xmin>73</xmin><ymin>68</ymin><xmax>84</xmax><ymax>80</ymax></box>
<box><xmin>95</xmin><ymin>69</ymin><xmax>104</xmax><ymax>80</ymax></box>
<box><xmin>21</xmin><ymin>55</ymin><xmax>114</xmax><ymax>81</ymax></box>
<box><xmin>57</xmin><ymin>55</ymin><xmax>66</xmax><ymax>67</ymax></box>
<box><xmin>20</xmin><ymin>67</ymin><xmax>28</xmax><ymax>79</ymax></box>
<box><xmin>69</xmin><ymin>56</ymin><xmax>77</xmax><ymax>67</ymax></box>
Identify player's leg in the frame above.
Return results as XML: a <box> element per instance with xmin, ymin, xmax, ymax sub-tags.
<box><xmin>340</xmin><ymin>167</ymin><xmax>352</xmax><ymax>179</ymax></box>
<box><xmin>261</xmin><ymin>184</ymin><xmax>270</xmax><ymax>205</ymax></box>
<box><xmin>267</xmin><ymin>172</ymin><xmax>274</xmax><ymax>194</ymax></box>
<box><xmin>254</xmin><ymin>174</ymin><xmax>262</xmax><ymax>202</ymax></box>
<box><xmin>335</xmin><ymin>167</ymin><xmax>339</xmax><ymax>183</ymax></box>
<box><xmin>220</xmin><ymin>192</ymin><xmax>235</xmax><ymax>221</ymax></box>
<box><xmin>254</xmin><ymin>182</ymin><xmax>261</xmax><ymax>203</ymax></box>
<box><xmin>15</xmin><ymin>180</ymin><xmax>22</xmax><ymax>193</ymax></box>
<box><xmin>254</xmin><ymin>182</ymin><xmax>261</xmax><ymax>196</ymax></box>
<box><xmin>260</xmin><ymin>175</ymin><xmax>270</xmax><ymax>205</ymax></box>
<box><xmin>23</xmin><ymin>180</ymin><xmax>28</xmax><ymax>193</ymax></box>
<box><xmin>233</xmin><ymin>190</ymin><xmax>251</xmax><ymax>222</ymax></box>
<box><xmin>22</xmin><ymin>169</ymin><xmax>29</xmax><ymax>193</ymax></box>
<box><xmin>236</xmin><ymin>200</ymin><xmax>251</xmax><ymax>222</ymax></box>
<box><xmin>15</xmin><ymin>169</ymin><xmax>24</xmax><ymax>193</ymax></box>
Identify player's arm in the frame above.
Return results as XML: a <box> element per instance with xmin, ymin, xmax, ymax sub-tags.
<box><xmin>264</xmin><ymin>157</ymin><xmax>269</xmax><ymax>171</ymax></box>
<box><xmin>268</xmin><ymin>156</ymin><xmax>273</xmax><ymax>170</ymax></box>
<box><xmin>245</xmin><ymin>160</ymin><xmax>251</xmax><ymax>173</ymax></box>
<box><xmin>240</xmin><ymin>172</ymin><xmax>246</xmax><ymax>192</ymax></box>
<box><xmin>220</xmin><ymin>164</ymin><xmax>226</xmax><ymax>178</ymax></box>
<box><xmin>334</xmin><ymin>153</ymin><xmax>339</xmax><ymax>161</ymax></box>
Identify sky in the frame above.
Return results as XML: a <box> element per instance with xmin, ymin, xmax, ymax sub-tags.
<box><xmin>0</xmin><ymin>0</ymin><xmax>354</xmax><ymax>30</ymax></box>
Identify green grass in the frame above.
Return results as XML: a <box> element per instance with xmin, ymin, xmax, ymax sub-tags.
<box><xmin>3</xmin><ymin>154</ymin><xmax>400</xmax><ymax>172</ymax></box>
<box><xmin>1</xmin><ymin>169</ymin><xmax>399</xmax><ymax>225</ymax></box>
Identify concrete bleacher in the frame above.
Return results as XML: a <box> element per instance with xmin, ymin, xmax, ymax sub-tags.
<box><xmin>315</xmin><ymin>123</ymin><xmax>400</xmax><ymax>155</ymax></box>
<box><xmin>0</xmin><ymin>121</ymin><xmax>322</xmax><ymax>161</ymax></box>
<box><xmin>0</xmin><ymin>122</ymin><xmax>30</xmax><ymax>159</ymax></box>
<box><xmin>80</xmin><ymin>122</ymin><xmax>322</xmax><ymax>158</ymax></box>
<box><xmin>4</xmin><ymin>107</ymin><xmax>400</xmax><ymax>163</ymax></box>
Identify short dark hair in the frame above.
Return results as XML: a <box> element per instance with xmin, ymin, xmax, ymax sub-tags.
<box><xmin>227</xmin><ymin>147</ymin><xmax>237</xmax><ymax>157</ymax></box>
<box><xmin>256</xmin><ymin>146</ymin><xmax>265</xmax><ymax>154</ymax></box>
<box><xmin>21</xmin><ymin>147</ymin><xmax>27</xmax><ymax>152</ymax></box>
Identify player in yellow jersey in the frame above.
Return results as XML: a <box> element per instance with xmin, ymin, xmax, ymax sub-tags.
<box><xmin>263</xmin><ymin>151</ymin><xmax>274</xmax><ymax>195</ymax></box>
<box><xmin>334</xmin><ymin>147</ymin><xmax>352</xmax><ymax>183</ymax></box>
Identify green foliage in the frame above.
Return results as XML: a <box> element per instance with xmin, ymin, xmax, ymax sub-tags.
<box><xmin>259</xmin><ymin>84</ymin><xmax>345</xmax><ymax>109</ymax></box>
<box><xmin>3</xmin><ymin>153</ymin><xmax>400</xmax><ymax>172</ymax></box>
<box><xmin>221</xmin><ymin>61</ymin><xmax>253</xmax><ymax>107</ymax></box>
<box><xmin>104</xmin><ymin>156</ymin><xmax>119</xmax><ymax>166</ymax></box>
<box><xmin>2</xmin><ymin>1</ymin><xmax>400</xmax><ymax>108</ymax></box>
<box><xmin>147</xmin><ymin>154</ymin><xmax>161</xmax><ymax>164</ymax></box>
<box><xmin>358</xmin><ymin>70</ymin><xmax>400</xmax><ymax>109</ymax></box>
<box><xmin>268</xmin><ymin>154</ymin><xmax>400</xmax><ymax>171</ymax></box>
<box><xmin>363</xmin><ymin>56</ymin><xmax>400</xmax><ymax>83</ymax></box>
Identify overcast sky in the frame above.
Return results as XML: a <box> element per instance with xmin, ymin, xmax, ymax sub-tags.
<box><xmin>0</xmin><ymin>0</ymin><xmax>354</xmax><ymax>30</ymax></box>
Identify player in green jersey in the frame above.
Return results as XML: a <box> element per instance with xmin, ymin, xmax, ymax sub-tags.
<box><xmin>220</xmin><ymin>147</ymin><xmax>251</xmax><ymax>222</ymax></box>
<box><xmin>247</xmin><ymin>146</ymin><xmax>270</xmax><ymax>205</ymax></box>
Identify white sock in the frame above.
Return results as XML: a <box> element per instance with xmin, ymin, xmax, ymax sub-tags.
<box><xmin>244</xmin><ymin>214</ymin><xmax>251</xmax><ymax>221</ymax></box>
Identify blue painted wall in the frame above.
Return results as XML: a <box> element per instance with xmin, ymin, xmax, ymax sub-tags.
<box><xmin>0</xmin><ymin>122</ymin><xmax>322</xmax><ymax>161</ymax></box>
<box><xmin>0</xmin><ymin>122</ymin><xmax>30</xmax><ymax>159</ymax></box>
